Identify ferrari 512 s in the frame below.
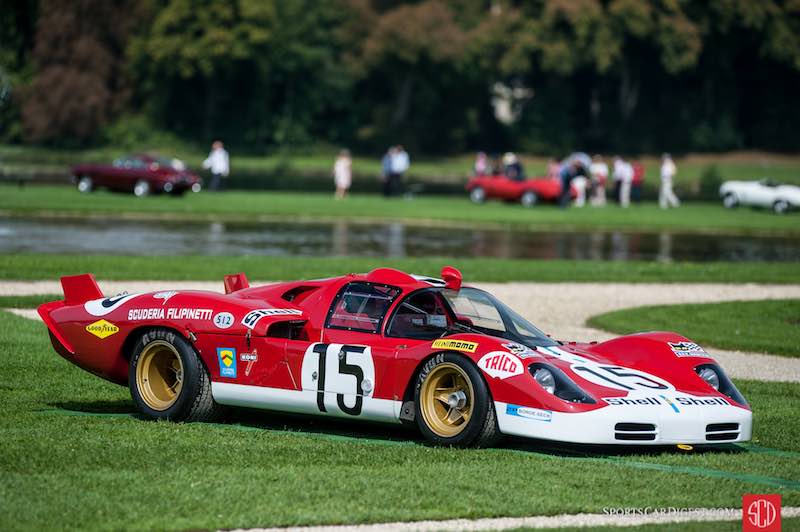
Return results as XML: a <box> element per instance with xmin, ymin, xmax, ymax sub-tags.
<box><xmin>39</xmin><ymin>267</ymin><xmax>751</xmax><ymax>447</ymax></box>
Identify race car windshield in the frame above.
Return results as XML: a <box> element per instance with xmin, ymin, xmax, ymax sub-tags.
<box><xmin>442</xmin><ymin>287</ymin><xmax>557</xmax><ymax>348</ymax></box>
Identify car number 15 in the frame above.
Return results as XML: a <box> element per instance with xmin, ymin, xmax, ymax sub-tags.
<box><xmin>301</xmin><ymin>343</ymin><xmax>375</xmax><ymax>416</ymax></box>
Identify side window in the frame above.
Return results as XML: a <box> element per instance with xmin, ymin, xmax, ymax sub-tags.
<box><xmin>326</xmin><ymin>282</ymin><xmax>400</xmax><ymax>334</ymax></box>
<box><xmin>386</xmin><ymin>290</ymin><xmax>451</xmax><ymax>339</ymax></box>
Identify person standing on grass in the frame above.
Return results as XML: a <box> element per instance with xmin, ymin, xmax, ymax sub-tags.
<box><xmin>631</xmin><ymin>161</ymin><xmax>645</xmax><ymax>203</ymax></box>
<box><xmin>333</xmin><ymin>149</ymin><xmax>352</xmax><ymax>200</ymax></box>
<box><xmin>474</xmin><ymin>151</ymin><xmax>489</xmax><ymax>176</ymax></box>
<box><xmin>590</xmin><ymin>154</ymin><xmax>608</xmax><ymax>206</ymax></box>
<box><xmin>659</xmin><ymin>153</ymin><xmax>680</xmax><ymax>209</ymax></box>
<box><xmin>389</xmin><ymin>145</ymin><xmax>410</xmax><ymax>196</ymax></box>
<box><xmin>202</xmin><ymin>140</ymin><xmax>229</xmax><ymax>191</ymax></box>
<box><xmin>612</xmin><ymin>156</ymin><xmax>625</xmax><ymax>203</ymax></box>
<box><xmin>380</xmin><ymin>147</ymin><xmax>394</xmax><ymax>197</ymax></box>
<box><xmin>619</xmin><ymin>159</ymin><xmax>633</xmax><ymax>208</ymax></box>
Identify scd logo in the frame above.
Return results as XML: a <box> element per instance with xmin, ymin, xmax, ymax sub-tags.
<box><xmin>743</xmin><ymin>494</ymin><xmax>780</xmax><ymax>532</ymax></box>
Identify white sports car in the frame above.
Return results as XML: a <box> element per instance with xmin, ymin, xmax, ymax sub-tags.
<box><xmin>720</xmin><ymin>179</ymin><xmax>800</xmax><ymax>214</ymax></box>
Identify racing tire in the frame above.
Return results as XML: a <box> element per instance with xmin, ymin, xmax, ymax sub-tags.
<box><xmin>162</xmin><ymin>182</ymin><xmax>174</xmax><ymax>193</ymax></box>
<box><xmin>77</xmin><ymin>176</ymin><xmax>93</xmax><ymax>193</ymax></box>
<box><xmin>129</xmin><ymin>328</ymin><xmax>223</xmax><ymax>422</ymax></box>
<box><xmin>773</xmin><ymin>200</ymin><xmax>789</xmax><ymax>215</ymax></box>
<box><xmin>469</xmin><ymin>187</ymin><xmax>486</xmax><ymax>204</ymax></box>
<box><xmin>133</xmin><ymin>179</ymin><xmax>151</xmax><ymax>197</ymax></box>
<box><xmin>414</xmin><ymin>352</ymin><xmax>500</xmax><ymax>448</ymax></box>
<box><xmin>722</xmin><ymin>193</ymin><xmax>738</xmax><ymax>209</ymax></box>
<box><xmin>520</xmin><ymin>191</ymin><xmax>538</xmax><ymax>208</ymax></box>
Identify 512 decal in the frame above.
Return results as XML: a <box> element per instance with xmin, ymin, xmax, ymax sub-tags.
<box><xmin>301</xmin><ymin>343</ymin><xmax>375</xmax><ymax>416</ymax></box>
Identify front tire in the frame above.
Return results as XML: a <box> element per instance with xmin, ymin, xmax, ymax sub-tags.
<box><xmin>133</xmin><ymin>179</ymin><xmax>151</xmax><ymax>197</ymax></box>
<box><xmin>414</xmin><ymin>353</ymin><xmax>499</xmax><ymax>447</ymax></box>
<box><xmin>722</xmin><ymin>193</ymin><xmax>738</xmax><ymax>209</ymax></box>
<box><xmin>469</xmin><ymin>187</ymin><xmax>486</xmax><ymax>204</ymax></box>
<box><xmin>77</xmin><ymin>176</ymin><xmax>93</xmax><ymax>193</ymax></box>
<box><xmin>773</xmin><ymin>200</ymin><xmax>789</xmax><ymax>214</ymax></box>
<box><xmin>129</xmin><ymin>328</ymin><xmax>222</xmax><ymax>422</ymax></box>
<box><xmin>520</xmin><ymin>190</ymin><xmax>538</xmax><ymax>207</ymax></box>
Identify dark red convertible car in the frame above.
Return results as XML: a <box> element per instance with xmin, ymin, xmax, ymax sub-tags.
<box><xmin>72</xmin><ymin>154</ymin><xmax>202</xmax><ymax>197</ymax></box>
<box><xmin>466</xmin><ymin>175</ymin><xmax>575</xmax><ymax>207</ymax></box>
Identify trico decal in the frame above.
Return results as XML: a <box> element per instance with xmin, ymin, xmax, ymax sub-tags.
<box><xmin>85</xmin><ymin>319</ymin><xmax>119</xmax><ymax>339</ymax></box>
<box><xmin>84</xmin><ymin>293</ymin><xmax>141</xmax><ymax>316</ymax></box>
<box><xmin>239</xmin><ymin>350</ymin><xmax>258</xmax><ymax>376</ymax></box>
<box><xmin>506</xmin><ymin>404</ymin><xmax>552</xmax><ymax>422</ymax></box>
<box><xmin>503</xmin><ymin>342</ymin><xmax>538</xmax><ymax>358</ymax></box>
<box><xmin>603</xmin><ymin>393</ymin><xmax>729</xmax><ymax>412</ymax></box>
<box><xmin>431</xmin><ymin>339</ymin><xmax>478</xmax><ymax>353</ymax></box>
<box><xmin>127</xmin><ymin>308</ymin><xmax>213</xmax><ymax>321</ymax></box>
<box><xmin>213</xmin><ymin>312</ymin><xmax>234</xmax><ymax>329</ymax></box>
<box><xmin>153</xmin><ymin>291</ymin><xmax>177</xmax><ymax>305</ymax></box>
<box><xmin>301</xmin><ymin>343</ymin><xmax>375</xmax><ymax>416</ymax></box>
<box><xmin>217</xmin><ymin>347</ymin><xmax>237</xmax><ymax>378</ymax></box>
<box><xmin>478</xmin><ymin>351</ymin><xmax>524</xmax><ymax>379</ymax></box>
<box><xmin>669</xmin><ymin>341</ymin><xmax>707</xmax><ymax>357</ymax></box>
<box><xmin>241</xmin><ymin>308</ymin><xmax>303</xmax><ymax>329</ymax></box>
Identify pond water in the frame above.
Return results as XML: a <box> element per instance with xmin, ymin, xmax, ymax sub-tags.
<box><xmin>1</xmin><ymin>217</ymin><xmax>798</xmax><ymax>262</ymax></box>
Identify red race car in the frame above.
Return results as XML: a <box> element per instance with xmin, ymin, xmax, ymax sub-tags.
<box><xmin>71</xmin><ymin>153</ymin><xmax>202</xmax><ymax>197</ymax></box>
<box><xmin>466</xmin><ymin>175</ymin><xmax>575</xmax><ymax>207</ymax></box>
<box><xmin>39</xmin><ymin>267</ymin><xmax>751</xmax><ymax>447</ymax></box>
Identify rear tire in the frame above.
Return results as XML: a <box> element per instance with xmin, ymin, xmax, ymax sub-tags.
<box><xmin>773</xmin><ymin>200</ymin><xmax>789</xmax><ymax>215</ymax></box>
<box><xmin>129</xmin><ymin>328</ymin><xmax>223</xmax><ymax>422</ymax></box>
<box><xmin>722</xmin><ymin>193</ymin><xmax>738</xmax><ymax>209</ymax></box>
<box><xmin>414</xmin><ymin>352</ymin><xmax>500</xmax><ymax>447</ymax></box>
<box><xmin>520</xmin><ymin>190</ymin><xmax>538</xmax><ymax>207</ymax></box>
<box><xmin>77</xmin><ymin>176</ymin><xmax>93</xmax><ymax>193</ymax></box>
<box><xmin>469</xmin><ymin>187</ymin><xmax>486</xmax><ymax>204</ymax></box>
<box><xmin>133</xmin><ymin>180</ymin><xmax>151</xmax><ymax>197</ymax></box>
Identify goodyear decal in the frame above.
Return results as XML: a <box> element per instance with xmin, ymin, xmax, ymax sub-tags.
<box><xmin>85</xmin><ymin>319</ymin><xmax>119</xmax><ymax>339</ymax></box>
<box><xmin>431</xmin><ymin>339</ymin><xmax>478</xmax><ymax>353</ymax></box>
<box><xmin>217</xmin><ymin>347</ymin><xmax>237</xmax><ymax>378</ymax></box>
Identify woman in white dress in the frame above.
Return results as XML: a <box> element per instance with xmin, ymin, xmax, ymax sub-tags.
<box><xmin>333</xmin><ymin>149</ymin><xmax>352</xmax><ymax>200</ymax></box>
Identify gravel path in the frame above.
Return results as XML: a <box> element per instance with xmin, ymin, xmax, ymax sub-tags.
<box><xmin>7</xmin><ymin>280</ymin><xmax>800</xmax><ymax>382</ymax></box>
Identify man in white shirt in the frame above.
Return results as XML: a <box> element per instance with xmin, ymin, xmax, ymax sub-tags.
<box><xmin>590</xmin><ymin>154</ymin><xmax>608</xmax><ymax>206</ymax></box>
<box><xmin>659</xmin><ymin>153</ymin><xmax>680</xmax><ymax>209</ymax></box>
<box><xmin>387</xmin><ymin>145</ymin><xmax>409</xmax><ymax>196</ymax></box>
<box><xmin>202</xmin><ymin>140</ymin><xmax>230</xmax><ymax>191</ymax></box>
<box><xmin>613</xmin><ymin>157</ymin><xmax>633</xmax><ymax>208</ymax></box>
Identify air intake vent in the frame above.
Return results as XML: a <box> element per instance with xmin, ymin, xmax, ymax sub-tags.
<box><xmin>615</xmin><ymin>422</ymin><xmax>657</xmax><ymax>441</ymax></box>
<box><xmin>706</xmin><ymin>422</ymin><xmax>739</xmax><ymax>441</ymax></box>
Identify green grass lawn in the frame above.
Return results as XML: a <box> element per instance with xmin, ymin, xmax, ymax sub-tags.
<box><xmin>2</xmin><ymin>254</ymin><xmax>800</xmax><ymax>284</ymax></box>
<box><xmin>0</xmin><ymin>311</ymin><xmax>798</xmax><ymax>530</ymax></box>
<box><xmin>2</xmin><ymin>184</ymin><xmax>799</xmax><ymax>234</ymax></box>
<box><xmin>588</xmin><ymin>300</ymin><xmax>800</xmax><ymax>357</ymax></box>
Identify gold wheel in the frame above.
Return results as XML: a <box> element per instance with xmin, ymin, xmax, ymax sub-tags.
<box><xmin>420</xmin><ymin>362</ymin><xmax>474</xmax><ymax>438</ymax></box>
<box><xmin>135</xmin><ymin>340</ymin><xmax>184</xmax><ymax>411</ymax></box>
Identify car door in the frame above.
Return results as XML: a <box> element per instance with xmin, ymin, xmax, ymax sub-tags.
<box><xmin>292</xmin><ymin>281</ymin><xmax>404</xmax><ymax>421</ymax></box>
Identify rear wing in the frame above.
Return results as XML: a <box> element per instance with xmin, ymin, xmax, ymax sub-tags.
<box><xmin>37</xmin><ymin>273</ymin><xmax>105</xmax><ymax>355</ymax></box>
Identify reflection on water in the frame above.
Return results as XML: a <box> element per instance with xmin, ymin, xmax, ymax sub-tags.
<box><xmin>1</xmin><ymin>217</ymin><xmax>798</xmax><ymax>262</ymax></box>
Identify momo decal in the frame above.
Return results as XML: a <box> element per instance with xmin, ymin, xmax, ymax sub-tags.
<box><xmin>503</xmin><ymin>342</ymin><xmax>538</xmax><ymax>358</ymax></box>
<box><xmin>431</xmin><ymin>339</ymin><xmax>478</xmax><ymax>353</ymax></box>
<box><xmin>603</xmin><ymin>393</ymin><xmax>730</xmax><ymax>411</ymax></box>
<box><xmin>213</xmin><ymin>312</ymin><xmax>234</xmax><ymax>329</ymax></box>
<box><xmin>478</xmin><ymin>351</ymin><xmax>523</xmax><ymax>379</ymax></box>
<box><xmin>669</xmin><ymin>341</ymin><xmax>707</xmax><ymax>357</ymax></box>
<box><xmin>506</xmin><ymin>404</ymin><xmax>552</xmax><ymax>422</ymax></box>
<box><xmin>241</xmin><ymin>308</ymin><xmax>303</xmax><ymax>329</ymax></box>
<box><xmin>239</xmin><ymin>350</ymin><xmax>258</xmax><ymax>376</ymax></box>
<box><xmin>127</xmin><ymin>308</ymin><xmax>212</xmax><ymax>321</ymax></box>
<box><xmin>84</xmin><ymin>293</ymin><xmax>141</xmax><ymax>316</ymax></box>
<box><xmin>153</xmin><ymin>291</ymin><xmax>177</xmax><ymax>305</ymax></box>
<box><xmin>301</xmin><ymin>343</ymin><xmax>375</xmax><ymax>416</ymax></box>
<box><xmin>217</xmin><ymin>348</ymin><xmax>237</xmax><ymax>378</ymax></box>
<box><xmin>85</xmin><ymin>319</ymin><xmax>119</xmax><ymax>339</ymax></box>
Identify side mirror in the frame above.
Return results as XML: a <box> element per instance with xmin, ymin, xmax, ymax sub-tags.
<box><xmin>441</xmin><ymin>266</ymin><xmax>462</xmax><ymax>291</ymax></box>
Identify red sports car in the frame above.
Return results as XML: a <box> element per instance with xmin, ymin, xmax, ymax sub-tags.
<box><xmin>39</xmin><ymin>267</ymin><xmax>751</xmax><ymax>447</ymax></box>
<box><xmin>466</xmin><ymin>175</ymin><xmax>575</xmax><ymax>207</ymax></box>
<box><xmin>71</xmin><ymin>154</ymin><xmax>202</xmax><ymax>197</ymax></box>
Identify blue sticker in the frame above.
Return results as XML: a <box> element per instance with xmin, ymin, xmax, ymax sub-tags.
<box><xmin>506</xmin><ymin>404</ymin><xmax>552</xmax><ymax>422</ymax></box>
<box><xmin>217</xmin><ymin>347</ymin><xmax>237</xmax><ymax>378</ymax></box>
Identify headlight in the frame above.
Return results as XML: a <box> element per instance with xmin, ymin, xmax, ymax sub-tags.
<box><xmin>697</xmin><ymin>366</ymin><xmax>720</xmax><ymax>390</ymax></box>
<box><xmin>533</xmin><ymin>367</ymin><xmax>556</xmax><ymax>394</ymax></box>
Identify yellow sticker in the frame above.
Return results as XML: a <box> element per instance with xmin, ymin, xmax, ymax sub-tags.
<box><xmin>431</xmin><ymin>339</ymin><xmax>478</xmax><ymax>353</ymax></box>
<box><xmin>85</xmin><ymin>319</ymin><xmax>119</xmax><ymax>339</ymax></box>
<box><xmin>677</xmin><ymin>444</ymin><xmax>693</xmax><ymax>451</ymax></box>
